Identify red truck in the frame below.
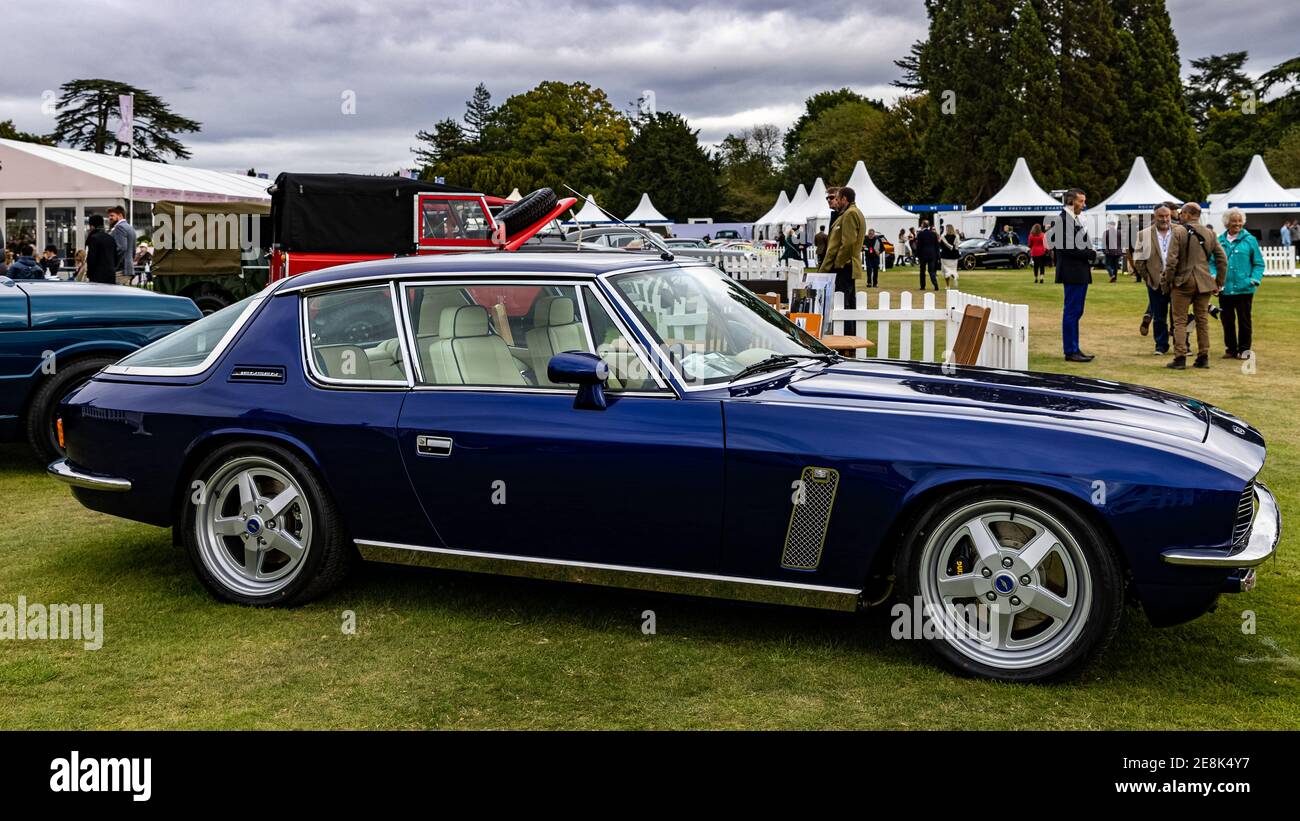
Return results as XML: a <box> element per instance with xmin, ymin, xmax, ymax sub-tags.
<box><xmin>267</xmin><ymin>173</ymin><xmax>575</xmax><ymax>283</ymax></box>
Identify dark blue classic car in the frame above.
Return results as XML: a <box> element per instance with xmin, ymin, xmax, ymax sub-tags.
<box><xmin>1</xmin><ymin>276</ymin><xmax>200</xmax><ymax>461</ymax></box>
<box><xmin>49</xmin><ymin>253</ymin><xmax>1280</xmax><ymax>681</ymax></box>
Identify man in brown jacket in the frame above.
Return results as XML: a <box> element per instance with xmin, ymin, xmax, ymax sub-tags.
<box><xmin>818</xmin><ymin>186</ymin><xmax>866</xmax><ymax>334</ymax></box>
<box><xmin>1126</xmin><ymin>203</ymin><xmax>1184</xmax><ymax>356</ymax></box>
<box><xmin>1164</xmin><ymin>202</ymin><xmax>1228</xmax><ymax>369</ymax></box>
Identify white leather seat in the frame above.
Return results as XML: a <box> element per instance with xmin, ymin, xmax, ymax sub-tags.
<box><xmin>316</xmin><ymin>345</ymin><xmax>373</xmax><ymax>380</ymax></box>
<box><xmin>427</xmin><ymin>305</ymin><xmax>526</xmax><ymax>386</ymax></box>
<box><xmin>526</xmin><ymin>296</ymin><xmax>589</xmax><ymax>386</ymax></box>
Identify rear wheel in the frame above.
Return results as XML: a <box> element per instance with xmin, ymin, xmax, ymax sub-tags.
<box><xmin>24</xmin><ymin>354</ymin><xmax>120</xmax><ymax>463</ymax></box>
<box><xmin>1013</xmin><ymin>253</ymin><xmax>1029</xmax><ymax>269</ymax></box>
<box><xmin>182</xmin><ymin>442</ymin><xmax>353</xmax><ymax>606</ymax></box>
<box><xmin>961</xmin><ymin>255</ymin><xmax>977</xmax><ymax>270</ymax></box>
<box><xmin>895</xmin><ymin>485</ymin><xmax>1123</xmax><ymax>682</ymax></box>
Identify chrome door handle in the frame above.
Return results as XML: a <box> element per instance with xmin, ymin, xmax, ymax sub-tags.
<box><xmin>415</xmin><ymin>435</ymin><xmax>453</xmax><ymax>457</ymax></box>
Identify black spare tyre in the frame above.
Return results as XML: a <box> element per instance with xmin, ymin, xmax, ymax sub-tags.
<box><xmin>496</xmin><ymin>188</ymin><xmax>559</xmax><ymax>238</ymax></box>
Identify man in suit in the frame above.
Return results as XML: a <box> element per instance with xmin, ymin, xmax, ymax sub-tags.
<box><xmin>913</xmin><ymin>220</ymin><xmax>940</xmax><ymax>290</ymax></box>
<box><xmin>1126</xmin><ymin>204</ymin><xmax>1183</xmax><ymax>356</ymax></box>
<box><xmin>1047</xmin><ymin>188</ymin><xmax>1097</xmax><ymax>362</ymax></box>
<box><xmin>107</xmin><ymin>205</ymin><xmax>137</xmax><ymax>285</ymax></box>
<box><xmin>85</xmin><ymin>215</ymin><xmax>118</xmax><ymax>284</ymax></box>
<box><xmin>818</xmin><ymin>186</ymin><xmax>866</xmax><ymax>335</ymax></box>
<box><xmin>1164</xmin><ymin>202</ymin><xmax>1228</xmax><ymax>370</ymax></box>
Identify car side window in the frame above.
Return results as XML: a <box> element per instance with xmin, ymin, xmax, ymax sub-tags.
<box><xmin>305</xmin><ymin>286</ymin><xmax>407</xmax><ymax>384</ymax></box>
<box><xmin>406</xmin><ymin>283</ymin><xmax>594</xmax><ymax>389</ymax></box>
<box><xmin>581</xmin><ymin>288</ymin><xmax>665</xmax><ymax>392</ymax></box>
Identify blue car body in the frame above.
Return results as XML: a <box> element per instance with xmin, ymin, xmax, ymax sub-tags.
<box><xmin>49</xmin><ymin>253</ymin><xmax>1277</xmax><ymax>639</ymax></box>
<box><xmin>0</xmin><ymin>276</ymin><xmax>200</xmax><ymax>450</ymax></box>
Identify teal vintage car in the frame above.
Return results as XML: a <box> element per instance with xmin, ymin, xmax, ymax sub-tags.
<box><xmin>0</xmin><ymin>276</ymin><xmax>200</xmax><ymax>461</ymax></box>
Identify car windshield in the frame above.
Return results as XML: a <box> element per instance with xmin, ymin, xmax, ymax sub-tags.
<box><xmin>960</xmin><ymin>239</ymin><xmax>986</xmax><ymax>248</ymax></box>
<box><xmin>607</xmin><ymin>265</ymin><xmax>831</xmax><ymax>386</ymax></box>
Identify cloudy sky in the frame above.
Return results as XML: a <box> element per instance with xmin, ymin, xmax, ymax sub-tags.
<box><xmin>0</xmin><ymin>0</ymin><xmax>1293</xmax><ymax>176</ymax></box>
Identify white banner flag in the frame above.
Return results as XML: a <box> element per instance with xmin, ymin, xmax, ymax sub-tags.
<box><xmin>116</xmin><ymin>94</ymin><xmax>134</xmax><ymax>144</ymax></box>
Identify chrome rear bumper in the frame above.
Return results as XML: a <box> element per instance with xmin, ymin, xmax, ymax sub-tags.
<box><xmin>1162</xmin><ymin>483</ymin><xmax>1280</xmax><ymax>567</ymax></box>
<box><xmin>47</xmin><ymin>458</ymin><xmax>133</xmax><ymax>492</ymax></box>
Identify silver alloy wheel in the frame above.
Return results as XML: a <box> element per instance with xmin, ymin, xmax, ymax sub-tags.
<box><xmin>194</xmin><ymin>456</ymin><xmax>313</xmax><ymax>597</ymax></box>
<box><xmin>918</xmin><ymin>499</ymin><xmax>1092</xmax><ymax>670</ymax></box>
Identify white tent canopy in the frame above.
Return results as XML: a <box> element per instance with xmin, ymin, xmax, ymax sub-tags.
<box><xmin>770</xmin><ymin>184</ymin><xmax>809</xmax><ymax>234</ymax></box>
<box><xmin>1084</xmin><ymin>156</ymin><xmax>1179</xmax><ymax>236</ymax></box>
<box><xmin>567</xmin><ymin>193</ymin><xmax>614</xmax><ymax>224</ymax></box>
<box><xmin>789</xmin><ymin>178</ymin><xmax>829</xmax><ymax>225</ymax></box>
<box><xmin>752</xmin><ymin>190</ymin><xmax>790</xmax><ymax>239</ymax></box>
<box><xmin>0</xmin><ymin>138</ymin><xmax>271</xmax><ymax>202</ymax></box>
<box><xmin>625</xmin><ymin>192</ymin><xmax>670</xmax><ymax>224</ymax></box>
<box><xmin>824</xmin><ymin>160</ymin><xmax>920</xmax><ymax>241</ymax></box>
<box><xmin>970</xmin><ymin>157</ymin><xmax>1059</xmax><ymax>215</ymax></box>
<box><xmin>1219</xmin><ymin>154</ymin><xmax>1300</xmax><ymax>212</ymax></box>
<box><xmin>505</xmin><ymin>188</ymin><xmax>522</xmax><ymax>202</ymax></box>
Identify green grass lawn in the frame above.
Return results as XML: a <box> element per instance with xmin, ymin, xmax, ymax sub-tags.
<box><xmin>2</xmin><ymin>268</ymin><xmax>1298</xmax><ymax>729</ymax></box>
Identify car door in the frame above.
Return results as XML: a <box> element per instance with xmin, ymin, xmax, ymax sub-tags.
<box><xmin>395</xmin><ymin>278</ymin><xmax>724</xmax><ymax>572</ymax></box>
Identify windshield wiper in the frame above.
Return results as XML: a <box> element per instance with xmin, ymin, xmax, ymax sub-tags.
<box><xmin>729</xmin><ymin>353</ymin><xmax>840</xmax><ymax>383</ymax></box>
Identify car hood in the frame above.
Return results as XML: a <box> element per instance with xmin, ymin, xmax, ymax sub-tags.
<box><xmin>16</xmin><ymin>281</ymin><xmax>200</xmax><ymax>330</ymax></box>
<box><xmin>778</xmin><ymin>360</ymin><xmax>1210</xmax><ymax>442</ymax></box>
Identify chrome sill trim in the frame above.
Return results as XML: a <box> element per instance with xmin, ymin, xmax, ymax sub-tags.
<box><xmin>47</xmin><ymin>458</ymin><xmax>132</xmax><ymax>492</ymax></box>
<box><xmin>1162</xmin><ymin>483</ymin><xmax>1281</xmax><ymax>567</ymax></box>
<box><xmin>355</xmin><ymin>539</ymin><xmax>862</xmax><ymax>612</ymax></box>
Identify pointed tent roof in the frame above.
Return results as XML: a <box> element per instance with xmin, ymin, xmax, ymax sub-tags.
<box><xmin>790</xmin><ymin>178</ymin><xmax>830</xmax><ymax>223</ymax></box>
<box><xmin>1085</xmin><ymin>156</ymin><xmax>1178</xmax><ymax>215</ymax></box>
<box><xmin>625</xmin><ymin>192</ymin><xmax>670</xmax><ymax>224</ymax></box>
<box><xmin>972</xmin><ymin>157</ymin><xmax>1059</xmax><ymax>214</ymax></box>
<box><xmin>844</xmin><ymin>161</ymin><xmax>914</xmax><ymax>219</ymax></box>
<box><xmin>1221</xmin><ymin>154</ymin><xmax>1300</xmax><ymax>211</ymax></box>
<box><xmin>569</xmin><ymin>193</ymin><xmax>614</xmax><ymax>224</ymax></box>
<box><xmin>505</xmin><ymin>188</ymin><xmax>522</xmax><ymax>202</ymax></box>
<box><xmin>771</xmin><ymin>184</ymin><xmax>809</xmax><ymax>226</ymax></box>
<box><xmin>754</xmin><ymin>190</ymin><xmax>790</xmax><ymax>226</ymax></box>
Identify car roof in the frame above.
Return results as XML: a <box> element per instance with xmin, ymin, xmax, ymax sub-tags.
<box><xmin>276</xmin><ymin>251</ymin><xmax>694</xmax><ymax>293</ymax></box>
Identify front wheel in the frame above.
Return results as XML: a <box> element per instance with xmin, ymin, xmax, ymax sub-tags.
<box><xmin>960</xmin><ymin>255</ymin><xmax>977</xmax><ymax>270</ymax></box>
<box><xmin>895</xmin><ymin>486</ymin><xmax>1123</xmax><ymax>682</ymax></box>
<box><xmin>1013</xmin><ymin>253</ymin><xmax>1029</xmax><ymax>269</ymax></box>
<box><xmin>181</xmin><ymin>442</ymin><xmax>353</xmax><ymax>606</ymax></box>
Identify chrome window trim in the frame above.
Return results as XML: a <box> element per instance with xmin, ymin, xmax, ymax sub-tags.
<box><xmin>397</xmin><ymin>278</ymin><xmax>672</xmax><ymax>394</ymax></box>
<box><xmin>300</xmin><ymin>282</ymin><xmax>413</xmax><ymax>390</ymax></box>
<box><xmin>104</xmin><ymin>292</ymin><xmax>267</xmax><ymax>377</ymax></box>
<box><xmin>274</xmin><ymin>259</ymin><xmax>680</xmax><ymax>296</ymax></box>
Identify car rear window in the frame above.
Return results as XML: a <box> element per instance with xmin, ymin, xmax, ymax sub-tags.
<box><xmin>110</xmin><ymin>295</ymin><xmax>261</xmax><ymax>374</ymax></box>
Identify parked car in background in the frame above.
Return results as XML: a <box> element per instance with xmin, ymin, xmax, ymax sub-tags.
<box><xmin>561</xmin><ymin>227</ymin><xmax>753</xmax><ymax>263</ymax></box>
<box><xmin>1</xmin><ymin>277</ymin><xmax>200</xmax><ymax>461</ymax></box>
<box><xmin>51</xmin><ymin>253</ymin><xmax>1278</xmax><ymax>683</ymax></box>
<box><xmin>958</xmin><ymin>237</ymin><xmax>1032</xmax><ymax>270</ymax></box>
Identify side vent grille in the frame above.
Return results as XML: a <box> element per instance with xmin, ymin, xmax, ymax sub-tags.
<box><xmin>781</xmin><ymin>466</ymin><xmax>840</xmax><ymax>570</ymax></box>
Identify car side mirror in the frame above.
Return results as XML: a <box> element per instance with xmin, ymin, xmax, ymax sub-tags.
<box><xmin>548</xmin><ymin>351</ymin><xmax>609</xmax><ymax>410</ymax></box>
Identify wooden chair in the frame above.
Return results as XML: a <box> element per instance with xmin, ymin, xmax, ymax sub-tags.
<box><xmin>787</xmin><ymin>312</ymin><xmax>823</xmax><ymax>338</ymax></box>
<box><xmin>757</xmin><ymin>293</ymin><xmax>782</xmax><ymax>309</ymax></box>
<box><xmin>952</xmin><ymin>304</ymin><xmax>990</xmax><ymax>365</ymax></box>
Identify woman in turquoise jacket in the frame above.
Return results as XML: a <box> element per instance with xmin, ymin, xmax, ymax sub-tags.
<box><xmin>1217</xmin><ymin>208</ymin><xmax>1266</xmax><ymax>359</ymax></box>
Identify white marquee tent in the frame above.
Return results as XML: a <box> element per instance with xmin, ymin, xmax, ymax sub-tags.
<box><xmin>768</xmin><ymin>184</ymin><xmax>809</xmax><ymax>237</ymax></box>
<box><xmin>752</xmin><ymin>190</ymin><xmax>789</xmax><ymax>240</ymax></box>
<box><xmin>566</xmin><ymin>193</ymin><xmax>615</xmax><ymax>224</ymax></box>
<box><xmin>964</xmin><ymin>157</ymin><xmax>1060</xmax><ymax>238</ymax></box>
<box><xmin>505</xmin><ymin>188</ymin><xmax>522</xmax><ymax>202</ymax></box>
<box><xmin>788</xmin><ymin>178</ymin><xmax>829</xmax><ymax>233</ymax></box>
<box><xmin>1207</xmin><ymin>154</ymin><xmax>1300</xmax><ymax>244</ymax></box>
<box><xmin>0</xmin><ymin>137</ymin><xmax>270</xmax><ymax>257</ymax></box>
<box><xmin>819</xmin><ymin>160</ymin><xmax>918</xmax><ymax>242</ymax></box>
<box><xmin>1083</xmin><ymin>156</ymin><xmax>1179</xmax><ymax>237</ymax></box>
<box><xmin>625</xmin><ymin>192</ymin><xmax>671</xmax><ymax>225</ymax></box>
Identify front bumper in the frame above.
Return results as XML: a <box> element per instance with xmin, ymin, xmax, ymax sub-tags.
<box><xmin>47</xmin><ymin>458</ymin><xmax>133</xmax><ymax>492</ymax></box>
<box><xmin>1161</xmin><ymin>482</ymin><xmax>1281</xmax><ymax>567</ymax></box>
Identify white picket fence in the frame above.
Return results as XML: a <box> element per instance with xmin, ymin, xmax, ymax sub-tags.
<box><xmin>699</xmin><ymin>252</ymin><xmax>804</xmax><ymax>280</ymax></box>
<box><xmin>828</xmin><ymin>289</ymin><xmax>1030</xmax><ymax>370</ymax></box>
<box><xmin>1261</xmin><ymin>245</ymin><xmax>1297</xmax><ymax>276</ymax></box>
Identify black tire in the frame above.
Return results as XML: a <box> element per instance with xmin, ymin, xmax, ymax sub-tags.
<box><xmin>496</xmin><ymin>188</ymin><xmax>558</xmax><ymax>237</ymax></box>
<box><xmin>181</xmin><ymin>441</ymin><xmax>354</xmax><ymax>606</ymax></box>
<box><xmin>24</xmin><ymin>354</ymin><xmax>120</xmax><ymax>463</ymax></box>
<box><xmin>894</xmin><ymin>485</ymin><xmax>1124</xmax><ymax>683</ymax></box>
<box><xmin>960</xmin><ymin>255</ymin><xmax>977</xmax><ymax>270</ymax></box>
<box><xmin>192</xmin><ymin>291</ymin><xmax>232</xmax><ymax>316</ymax></box>
<box><xmin>1013</xmin><ymin>253</ymin><xmax>1029</xmax><ymax>269</ymax></box>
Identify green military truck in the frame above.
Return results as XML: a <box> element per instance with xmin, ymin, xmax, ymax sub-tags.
<box><xmin>150</xmin><ymin>199</ymin><xmax>272</xmax><ymax>314</ymax></box>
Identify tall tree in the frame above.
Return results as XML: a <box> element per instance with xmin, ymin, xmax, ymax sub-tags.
<box><xmin>607</xmin><ymin>112</ymin><xmax>719</xmax><ymax>221</ymax></box>
<box><xmin>50</xmin><ymin>79</ymin><xmax>200</xmax><ymax>162</ymax></box>
<box><xmin>1052</xmin><ymin>0</ymin><xmax>1122</xmax><ymax>197</ymax></box>
<box><xmin>782</xmin><ymin>88</ymin><xmax>884</xmax><ymax>157</ymax></box>
<box><xmin>412</xmin><ymin>118</ymin><xmax>468</xmax><ymax>169</ymax></box>
<box><xmin>716</xmin><ymin>125</ymin><xmax>784</xmax><ymax>221</ymax></box>
<box><xmin>1186</xmin><ymin>52</ymin><xmax>1252</xmax><ymax>130</ymax></box>
<box><xmin>1112</xmin><ymin>0</ymin><xmax>1207</xmax><ymax>200</ymax></box>
<box><xmin>783</xmin><ymin>100</ymin><xmax>888</xmax><ymax>190</ymax></box>
<box><xmin>463</xmin><ymin>83</ymin><xmax>494</xmax><ymax>143</ymax></box>
<box><xmin>1263</xmin><ymin>124</ymin><xmax>1300</xmax><ymax>187</ymax></box>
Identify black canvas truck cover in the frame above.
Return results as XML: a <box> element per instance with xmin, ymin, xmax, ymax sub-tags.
<box><xmin>269</xmin><ymin>173</ymin><xmax>473</xmax><ymax>254</ymax></box>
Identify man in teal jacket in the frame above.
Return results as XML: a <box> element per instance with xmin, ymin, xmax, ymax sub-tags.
<box><xmin>1217</xmin><ymin>208</ymin><xmax>1265</xmax><ymax>360</ymax></box>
